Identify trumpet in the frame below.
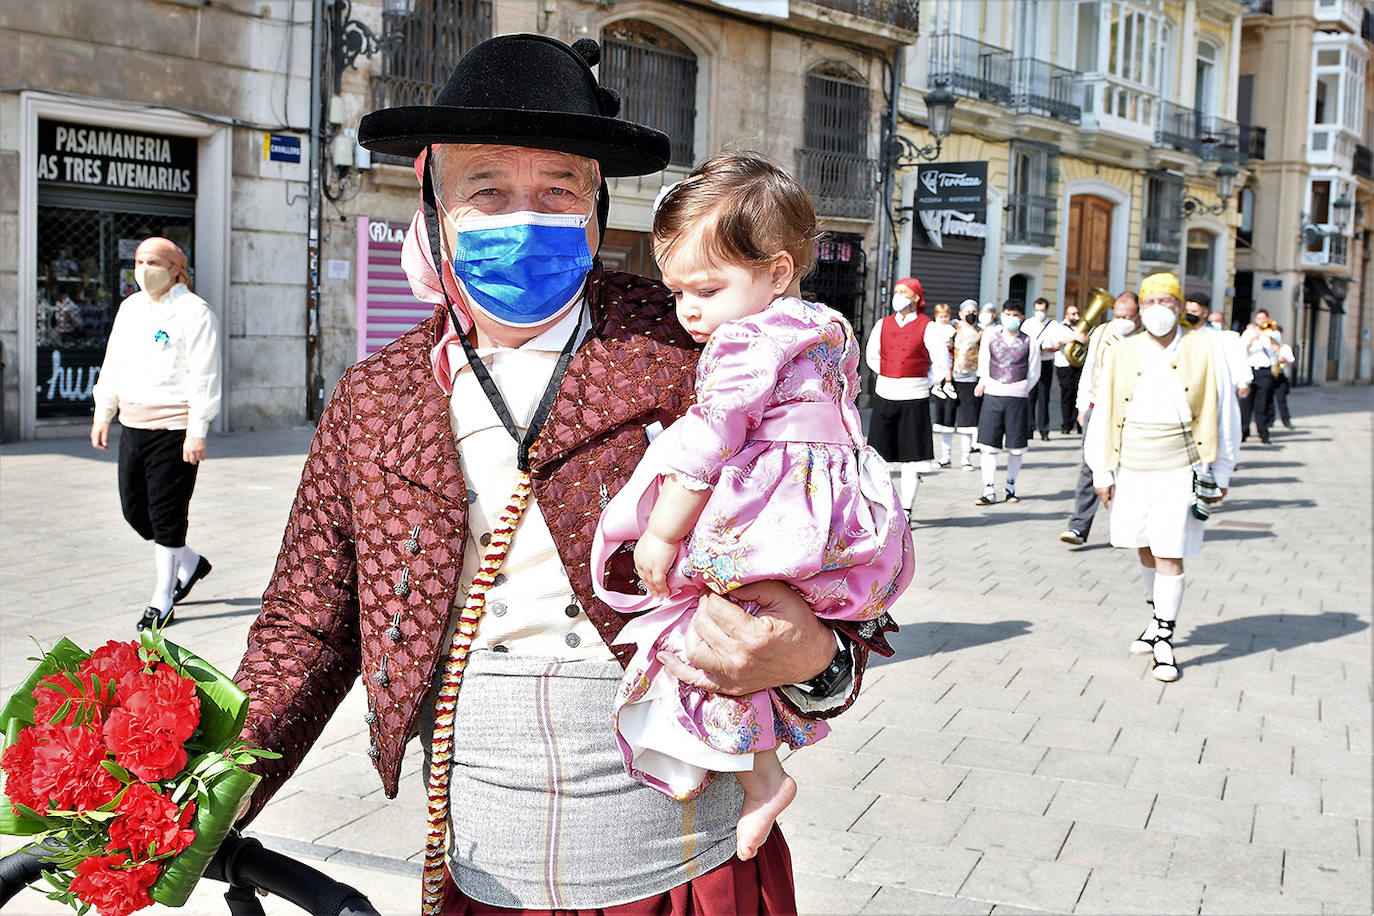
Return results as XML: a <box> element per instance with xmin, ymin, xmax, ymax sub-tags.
<box><xmin>1064</xmin><ymin>288</ymin><xmax>1114</xmax><ymax>368</ymax></box>
<box><xmin>1260</xmin><ymin>320</ymin><xmax>1279</xmax><ymax>332</ymax></box>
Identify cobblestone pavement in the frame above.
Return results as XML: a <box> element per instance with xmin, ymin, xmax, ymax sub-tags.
<box><xmin>1</xmin><ymin>385</ymin><xmax>1369</xmax><ymax>915</ymax></box>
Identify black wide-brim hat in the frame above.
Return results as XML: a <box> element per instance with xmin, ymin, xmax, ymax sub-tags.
<box><xmin>358</xmin><ymin>33</ymin><xmax>671</xmax><ymax>178</ymax></box>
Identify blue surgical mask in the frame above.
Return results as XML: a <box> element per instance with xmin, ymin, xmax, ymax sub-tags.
<box><xmin>1001</xmin><ymin>315</ymin><xmax>1022</xmax><ymax>332</ymax></box>
<box><xmin>449</xmin><ymin>209</ymin><xmax>593</xmax><ymax>328</ymax></box>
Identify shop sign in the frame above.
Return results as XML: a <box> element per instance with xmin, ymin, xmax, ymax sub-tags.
<box><xmin>356</xmin><ymin>216</ymin><xmax>434</xmax><ymax>362</ymax></box>
<box><xmin>36</xmin><ymin>119</ymin><xmax>197</xmax><ymax>196</ymax></box>
<box><xmin>35</xmin><ymin>347</ymin><xmax>102</xmax><ymax>418</ymax></box>
<box><xmin>915</xmin><ymin>161</ymin><xmax>988</xmax><ymax>249</ymax></box>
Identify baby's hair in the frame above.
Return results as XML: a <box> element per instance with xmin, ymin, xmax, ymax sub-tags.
<box><xmin>653</xmin><ymin>150</ymin><xmax>819</xmax><ymax>276</ymax></box>
<box><xmin>933</xmin><ymin>302</ymin><xmax>951</xmax><ymax>319</ymax></box>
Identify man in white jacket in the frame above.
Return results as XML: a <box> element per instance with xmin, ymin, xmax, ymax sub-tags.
<box><xmin>91</xmin><ymin>236</ymin><xmax>220</xmax><ymax>630</ymax></box>
<box><xmin>1085</xmin><ymin>273</ymin><xmax>1239</xmax><ymax>682</ymax></box>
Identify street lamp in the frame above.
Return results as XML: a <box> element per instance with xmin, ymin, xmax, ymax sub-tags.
<box><xmin>330</xmin><ymin>0</ymin><xmax>414</xmax><ymax>93</ymax></box>
<box><xmin>883</xmin><ymin>79</ymin><xmax>957</xmax><ymax>167</ymax></box>
<box><xmin>1181</xmin><ymin>163</ymin><xmax>1239</xmax><ymax>217</ymax></box>
<box><xmin>1332</xmin><ymin>193</ymin><xmax>1353</xmax><ymax>231</ymax></box>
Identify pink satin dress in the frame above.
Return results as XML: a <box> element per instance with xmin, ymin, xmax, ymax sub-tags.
<box><xmin>591</xmin><ymin>297</ymin><xmax>914</xmax><ymax>801</ymax></box>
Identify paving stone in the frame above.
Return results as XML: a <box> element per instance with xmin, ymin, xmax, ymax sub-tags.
<box><xmin>855</xmin><ymin>757</ymin><xmax>969</xmax><ymax>802</ymax></box>
<box><xmin>783</xmin><ymin>747</ymin><xmax>884</xmax><ymax>790</ymax></box>
<box><xmin>1110</xmin><ymin>724</ymin><xmax>1206</xmax><ymax>761</ymax></box>
<box><xmin>781</xmin><ymin>781</ymin><xmax>877</xmax><ymax>832</ymax></box>
<box><xmin>958</xmin><ymin>854</ymin><xmax>1090</xmax><ymax>912</ymax></box>
<box><xmin>948</xmin><ymin>770</ymin><xmax>1063</xmax><ymax>817</ymax></box>
<box><xmin>1260</xmin><ymin>714</ymin><xmax>1351</xmax><ymax>751</ymax></box>
<box><xmin>1201</xmin><ymin>734</ymin><xmax>1295</xmax><ymax>774</ymax></box>
<box><xmin>1074</xmin><ymin>867</ymin><xmax>1204</xmax><ymax>914</ymax></box>
<box><xmin>1197</xmin><ymin>885</ymin><xmax>1329</xmax><ymax>915</ymax></box>
<box><xmin>1024</xmin><ymin>717</ymin><xmax>1121</xmax><ymax>754</ymax></box>
<box><xmin>952</xmin><ymin>808</ymin><xmax>1073</xmax><ymax>860</ymax></box>
<box><xmin>784</xmin><ymin>824</ymin><xmax>880</xmax><ymax>880</ymax></box>
<box><xmin>1177</xmin><ymin>705</ymin><xmax>1266</xmax><ymax>740</ymax></box>
<box><xmin>1147</xmin><ymin>792</ymin><xmax>1255</xmax><ymax>842</ymax></box>
<box><xmin>861</xmin><ymin>698</ymin><xmax>959</xmax><ymax>732</ymax></box>
<box><xmin>1012</xmin><ymin>690</ymin><xmax>1104</xmax><ymax>722</ymax></box>
<box><xmin>858</xmin><ymin>726</ymin><xmax>963</xmax><ymax>762</ymax></box>
<box><xmin>1241</xmin><ymin>689</ymin><xmax>1322</xmax><ymax>720</ymax></box>
<box><xmin>1222</xmin><ymin>769</ymin><xmax>1323</xmax><ymax>812</ymax></box>
<box><xmin>794</xmin><ymin>873</ymin><xmax>881</xmax><ymax>915</ymax></box>
<box><xmin>941</xmin><ymin>707</ymin><xmax>1038</xmax><ymax>743</ymax></box>
<box><xmin>1044</xmin><ymin>781</ymin><xmax>1157</xmax><ymax>830</ymax></box>
<box><xmin>1094</xmin><ymin>696</ymin><xmax>1183</xmax><ymax>731</ymax></box>
<box><xmin>1055</xmin><ymin>821</ymin><xmax>1176</xmax><ymax>876</ymax></box>
<box><xmin>939</xmin><ymin>683</ymin><xmax>1030</xmax><ymax>711</ymax></box>
<box><xmin>1281</xmin><ymin>851</ymin><xmax>1372</xmax><ymax>905</ymax></box>
<box><xmin>1251</xmin><ymin>805</ymin><xmax>1361</xmax><ymax>857</ymax></box>
<box><xmin>945</xmin><ymin>736</ymin><xmax>1049</xmax><ymax>774</ymax></box>
<box><xmin>846</xmin><ymin>837</ymin><xmax>982</xmax><ymax>896</ymax></box>
<box><xmin>1293</xmin><ymin>746</ymin><xmax>1370</xmax><ymax>781</ymax></box>
<box><xmin>1127</xmin><ymin>757</ymin><xmax>1228</xmax><ymax>800</ymax></box>
<box><xmin>1166</xmin><ymin>834</ymin><xmax>1284</xmax><ymax>895</ymax></box>
<box><xmin>861</xmin><ymin>887</ymin><xmax>992</xmax><ymax>915</ymax></box>
<box><xmin>1034</xmin><ymin>746</ymin><xmax>1137</xmax><ymax>787</ymax></box>
<box><xmin>848</xmin><ymin>796</ymin><xmax>973</xmax><ymax>845</ymax></box>
<box><xmin>249</xmin><ymin>788</ymin><xmax>390</xmax><ymax>844</ymax></box>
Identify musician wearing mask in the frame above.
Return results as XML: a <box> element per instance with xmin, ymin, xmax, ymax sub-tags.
<box><xmin>973</xmin><ymin>299</ymin><xmax>1039</xmax><ymax>505</ymax></box>
<box><xmin>91</xmin><ymin>237</ymin><xmax>220</xmax><ymax>631</ymax></box>
<box><xmin>1085</xmin><ymin>273</ymin><xmax>1240</xmax><ymax>682</ymax></box>
<box><xmin>1240</xmin><ymin>309</ymin><xmax>1281</xmax><ymax>443</ymax></box>
<box><xmin>865</xmin><ymin>277</ymin><xmax>942</xmax><ymax>517</ymax></box>
<box><xmin>1021</xmin><ymin>297</ymin><xmax>1063</xmax><ymax>441</ymax></box>
<box><xmin>943</xmin><ymin>298</ymin><xmax>984</xmax><ymax>471</ymax></box>
<box><xmin>1270</xmin><ymin>326</ymin><xmax>1296</xmax><ymax>430</ymax></box>
<box><xmin>1060</xmin><ymin>292</ymin><xmax>1139</xmax><ymax>546</ymax></box>
<box><xmin>1053</xmin><ymin>304</ymin><xmax>1084</xmax><ymax>434</ymax></box>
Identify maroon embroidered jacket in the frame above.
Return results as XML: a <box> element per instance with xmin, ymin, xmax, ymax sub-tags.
<box><xmin>232</xmin><ymin>267</ymin><xmax>897</xmax><ymax>822</ymax></box>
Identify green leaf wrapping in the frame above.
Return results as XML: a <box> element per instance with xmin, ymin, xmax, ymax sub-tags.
<box><xmin>149</xmin><ymin>765</ymin><xmax>259</xmax><ymax>907</ymax></box>
<box><xmin>139</xmin><ymin>631</ymin><xmax>250</xmax><ymax>754</ymax></box>
<box><xmin>0</xmin><ymin>639</ymin><xmax>90</xmax><ymax>836</ymax></box>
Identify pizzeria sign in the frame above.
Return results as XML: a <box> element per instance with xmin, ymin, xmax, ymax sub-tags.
<box><xmin>35</xmin><ymin>119</ymin><xmax>197</xmax><ymax>197</ymax></box>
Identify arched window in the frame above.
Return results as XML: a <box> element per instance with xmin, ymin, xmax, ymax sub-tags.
<box><xmin>601</xmin><ymin>20</ymin><xmax>698</xmax><ymax>167</ymax></box>
<box><xmin>800</xmin><ymin>63</ymin><xmax>873</xmax><ymax>219</ymax></box>
<box><xmin>371</xmin><ymin>0</ymin><xmax>493</xmax><ymax>110</ymax></box>
<box><xmin>1008</xmin><ymin>273</ymin><xmax>1031</xmax><ymax>306</ymax></box>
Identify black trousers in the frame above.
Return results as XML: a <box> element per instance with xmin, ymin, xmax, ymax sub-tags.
<box><xmin>118</xmin><ymin>426</ymin><xmax>199</xmax><ymax>547</ymax></box>
<box><xmin>1029</xmin><ymin>361</ymin><xmax>1054</xmax><ymax>435</ymax></box>
<box><xmin>1241</xmin><ymin>371</ymin><xmax>1277</xmax><ymax>440</ymax></box>
<box><xmin>1268</xmin><ymin>372</ymin><xmax>1292</xmax><ymax>426</ymax></box>
<box><xmin>1056</xmin><ymin>365</ymin><xmax>1082</xmax><ymax>432</ymax></box>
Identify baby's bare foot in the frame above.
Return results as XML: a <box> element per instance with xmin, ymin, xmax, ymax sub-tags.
<box><xmin>736</xmin><ymin>773</ymin><xmax>797</xmax><ymax>860</ymax></box>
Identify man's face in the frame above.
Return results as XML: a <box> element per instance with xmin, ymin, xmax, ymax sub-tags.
<box><xmin>1208</xmin><ymin>311</ymin><xmax>1225</xmax><ymax>327</ymax></box>
<box><xmin>1114</xmin><ymin>294</ymin><xmax>1140</xmax><ymax>323</ymax></box>
<box><xmin>1033</xmin><ymin>301</ymin><xmax>1048</xmax><ymax>319</ymax></box>
<box><xmin>1254</xmin><ymin>310</ymin><xmax>1270</xmax><ymax>324</ymax></box>
<box><xmin>431</xmin><ymin>144</ymin><xmax>600</xmax><ymax>256</ymax></box>
<box><xmin>1064</xmin><ymin>306</ymin><xmax>1080</xmax><ymax>324</ymax></box>
<box><xmin>1183</xmin><ymin>299</ymin><xmax>1207</xmax><ymax>327</ymax></box>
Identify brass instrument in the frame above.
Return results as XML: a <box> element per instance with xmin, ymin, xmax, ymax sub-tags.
<box><xmin>1260</xmin><ymin>319</ymin><xmax>1279</xmax><ymax>332</ymax></box>
<box><xmin>1064</xmin><ymin>288</ymin><xmax>1114</xmax><ymax>368</ymax></box>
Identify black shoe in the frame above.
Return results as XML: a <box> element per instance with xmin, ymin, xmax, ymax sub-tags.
<box><xmin>1039</xmin><ymin>431</ymin><xmax>1051</xmax><ymax>441</ymax></box>
<box><xmin>937</xmin><ymin>460</ymin><xmax>952</xmax><ymax>469</ymax></box>
<box><xmin>975</xmin><ymin>489</ymin><xmax>997</xmax><ymax>506</ymax></box>
<box><xmin>173</xmin><ymin>556</ymin><xmax>213</xmax><ymax>605</ymax></box>
<box><xmin>1259</xmin><ymin>435</ymin><xmax>1271</xmax><ymax>445</ymax></box>
<box><xmin>1004</xmin><ymin>488</ymin><xmax>1020</xmax><ymax>503</ymax></box>
<box><xmin>1282</xmin><ymin>421</ymin><xmax>1294</xmax><ymax>430</ymax></box>
<box><xmin>137</xmin><ymin>605</ymin><xmax>174</xmax><ymax>632</ymax></box>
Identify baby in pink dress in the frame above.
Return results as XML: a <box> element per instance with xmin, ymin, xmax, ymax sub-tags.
<box><xmin>591</xmin><ymin>152</ymin><xmax>914</xmax><ymax>860</ymax></box>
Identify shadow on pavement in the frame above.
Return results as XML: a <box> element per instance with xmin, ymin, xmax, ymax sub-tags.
<box><xmin>919</xmin><ymin>511</ymin><xmax>1063</xmax><ymax>527</ymax></box>
<box><xmin>1182</xmin><ymin>612</ymin><xmax>1370</xmax><ymax>667</ymax></box>
<box><xmin>175</xmin><ymin>606</ymin><xmax>262</xmax><ymax>623</ymax></box>
<box><xmin>1205</xmin><ymin>528</ymin><xmax>1278</xmax><ymax>541</ymax></box>
<box><xmin>871</xmin><ymin>619</ymin><xmax>1034</xmax><ymax>665</ymax></box>
<box><xmin>1220</xmin><ymin>497</ymin><xmax>1316</xmax><ymax>512</ymax></box>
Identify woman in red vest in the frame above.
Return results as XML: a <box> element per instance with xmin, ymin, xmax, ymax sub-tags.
<box><xmin>863</xmin><ymin>277</ymin><xmax>942</xmax><ymax>520</ymax></box>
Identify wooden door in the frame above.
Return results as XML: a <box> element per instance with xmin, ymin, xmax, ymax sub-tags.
<box><xmin>1065</xmin><ymin>195</ymin><xmax>1113</xmax><ymax>312</ymax></box>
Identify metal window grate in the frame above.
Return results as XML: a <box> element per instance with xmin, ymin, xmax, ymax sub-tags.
<box><xmin>1141</xmin><ymin>172</ymin><xmax>1183</xmax><ymax>263</ymax></box>
<box><xmin>370</xmin><ymin>0</ymin><xmax>492</xmax><ymax>111</ymax></box>
<box><xmin>804</xmin><ymin>72</ymin><xmax>870</xmax><ymax>156</ymax></box>
<box><xmin>601</xmin><ymin>22</ymin><xmax>698</xmax><ymax>168</ymax></box>
<box><xmin>1006</xmin><ymin>141</ymin><xmax>1058</xmax><ymax>247</ymax></box>
<box><xmin>801</xmin><ymin>232</ymin><xmax>867</xmax><ymax>326</ymax></box>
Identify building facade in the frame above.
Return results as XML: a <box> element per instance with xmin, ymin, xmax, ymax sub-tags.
<box><xmin>1237</xmin><ymin>0</ymin><xmax>1373</xmax><ymax>384</ymax></box>
<box><xmin>890</xmin><ymin>0</ymin><xmax>1254</xmax><ymax>336</ymax></box>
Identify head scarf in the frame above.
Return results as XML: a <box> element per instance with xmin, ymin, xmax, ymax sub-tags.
<box><xmin>1140</xmin><ymin>272</ymin><xmax>1182</xmax><ymax>302</ymax></box>
<box><xmin>135</xmin><ymin>237</ymin><xmax>192</xmax><ymax>291</ymax></box>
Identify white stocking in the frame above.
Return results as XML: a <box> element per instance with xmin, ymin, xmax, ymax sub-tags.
<box><xmin>151</xmin><ymin>544</ymin><xmax>179</xmax><ymax>613</ymax></box>
<box><xmin>980</xmin><ymin>449</ymin><xmax>999</xmax><ymax>489</ymax></box>
<box><xmin>1140</xmin><ymin>562</ymin><xmax>1157</xmax><ymax>605</ymax></box>
<box><xmin>1005</xmin><ymin>450</ymin><xmax>1025</xmax><ymax>487</ymax></box>
<box><xmin>1152</xmin><ymin>572</ymin><xmax>1184</xmax><ymax>623</ymax></box>
<box><xmin>957</xmin><ymin>432</ymin><xmax>974</xmax><ymax>463</ymax></box>
<box><xmin>899</xmin><ymin>463</ymin><xmax>921</xmax><ymax>509</ymax></box>
<box><xmin>939</xmin><ymin>432</ymin><xmax>953</xmax><ymax>464</ymax></box>
<box><xmin>177</xmin><ymin>546</ymin><xmax>201</xmax><ymax>586</ymax></box>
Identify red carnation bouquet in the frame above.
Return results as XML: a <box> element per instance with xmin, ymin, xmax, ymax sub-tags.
<box><xmin>0</xmin><ymin>631</ymin><xmax>276</xmax><ymax>916</ymax></box>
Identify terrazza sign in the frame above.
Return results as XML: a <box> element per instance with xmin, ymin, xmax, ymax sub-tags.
<box><xmin>36</xmin><ymin>119</ymin><xmax>197</xmax><ymax>197</ymax></box>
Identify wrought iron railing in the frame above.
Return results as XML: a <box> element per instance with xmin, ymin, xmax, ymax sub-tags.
<box><xmin>794</xmin><ymin>147</ymin><xmax>876</xmax><ymax>220</ymax></box>
<box><xmin>1356</xmin><ymin>144</ymin><xmax>1373</xmax><ymax>179</ymax></box>
<box><xmin>928</xmin><ymin>33</ymin><xmax>1012</xmax><ymax>106</ymax></box>
<box><xmin>1005</xmin><ymin>193</ymin><xmax>1058</xmax><ymax>247</ymax></box>
<box><xmin>1011</xmin><ymin>58</ymin><xmax>1081</xmax><ymax>123</ymax></box>
<box><xmin>1241</xmin><ymin>124</ymin><xmax>1267</xmax><ymax>161</ymax></box>
<box><xmin>371</xmin><ymin>0</ymin><xmax>492</xmax><ymax>110</ymax></box>
<box><xmin>1141</xmin><ymin>217</ymin><xmax>1182</xmax><ymax>263</ymax></box>
<box><xmin>1157</xmin><ymin>102</ymin><xmax>1245</xmax><ymax>161</ymax></box>
<box><xmin>602</xmin><ymin>36</ymin><xmax>698</xmax><ymax>167</ymax></box>
<box><xmin>811</xmin><ymin>0</ymin><xmax>920</xmax><ymax>31</ymax></box>
<box><xmin>1239</xmin><ymin>0</ymin><xmax>1273</xmax><ymax>13</ymax></box>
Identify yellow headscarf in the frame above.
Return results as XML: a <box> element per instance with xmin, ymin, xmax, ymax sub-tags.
<box><xmin>1139</xmin><ymin>272</ymin><xmax>1181</xmax><ymax>302</ymax></box>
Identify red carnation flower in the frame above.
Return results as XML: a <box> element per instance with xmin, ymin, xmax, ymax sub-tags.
<box><xmin>33</xmin><ymin>670</ymin><xmax>117</xmax><ymax>728</ymax></box>
<box><xmin>28</xmin><ymin>723</ymin><xmax>121</xmax><ymax>812</ymax></box>
<box><xmin>81</xmin><ymin>641</ymin><xmax>146</xmax><ymax>684</ymax></box>
<box><xmin>69</xmin><ymin>851</ymin><xmax>158</xmax><ymax>916</ymax></box>
<box><xmin>107</xmin><ymin>783</ymin><xmax>196</xmax><ymax>861</ymax></box>
<box><xmin>0</xmin><ymin>726</ymin><xmax>44</xmax><ymax>814</ymax></box>
<box><xmin>103</xmin><ymin>665</ymin><xmax>200</xmax><ymax>782</ymax></box>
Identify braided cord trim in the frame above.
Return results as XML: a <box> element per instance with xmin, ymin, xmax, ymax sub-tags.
<box><xmin>420</xmin><ymin>471</ymin><xmax>533</xmax><ymax>914</ymax></box>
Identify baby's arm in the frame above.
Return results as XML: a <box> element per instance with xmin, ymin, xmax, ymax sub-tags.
<box><xmin>634</xmin><ymin>475</ymin><xmax>712</xmax><ymax>599</ymax></box>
